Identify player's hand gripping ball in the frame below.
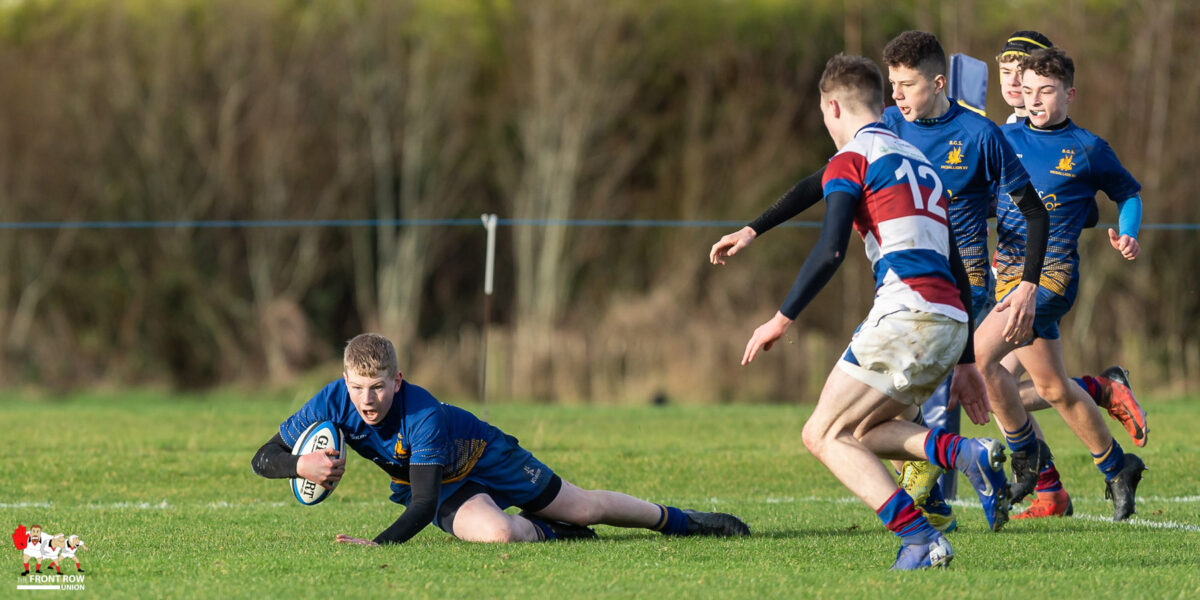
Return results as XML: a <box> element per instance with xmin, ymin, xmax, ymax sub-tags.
<box><xmin>290</xmin><ymin>421</ymin><xmax>346</xmax><ymax>506</ymax></box>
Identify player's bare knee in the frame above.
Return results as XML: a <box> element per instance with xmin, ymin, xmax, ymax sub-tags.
<box><xmin>473</xmin><ymin>519</ymin><xmax>521</xmax><ymax>543</ymax></box>
<box><xmin>977</xmin><ymin>353</ymin><xmax>1004</xmax><ymax>378</ymax></box>
<box><xmin>1033</xmin><ymin>382</ymin><xmax>1070</xmax><ymax>406</ymax></box>
<box><xmin>801</xmin><ymin>421</ymin><xmax>830</xmax><ymax>459</ymax></box>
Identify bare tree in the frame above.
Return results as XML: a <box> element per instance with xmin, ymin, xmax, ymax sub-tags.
<box><xmin>489</xmin><ymin>0</ymin><xmax>651</xmax><ymax>397</ymax></box>
<box><xmin>343</xmin><ymin>3</ymin><xmax>481</xmax><ymax>366</ymax></box>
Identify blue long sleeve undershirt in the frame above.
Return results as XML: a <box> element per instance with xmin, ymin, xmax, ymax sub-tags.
<box><xmin>1116</xmin><ymin>195</ymin><xmax>1143</xmax><ymax>239</ymax></box>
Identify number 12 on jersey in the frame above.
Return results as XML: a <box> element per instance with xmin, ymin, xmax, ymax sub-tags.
<box><xmin>894</xmin><ymin>159</ymin><xmax>947</xmax><ymax>218</ymax></box>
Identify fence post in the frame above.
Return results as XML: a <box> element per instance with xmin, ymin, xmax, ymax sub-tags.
<box><xmin>479</xmin><ymin>214</ymin><xmax>498</xmax><ymax>417</ymax></box>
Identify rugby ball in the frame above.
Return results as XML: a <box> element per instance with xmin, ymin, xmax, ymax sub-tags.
<box><xmin>290</xmin><ymin>421</ymin><xmax>345</xmax><ymax>506</ymax></box>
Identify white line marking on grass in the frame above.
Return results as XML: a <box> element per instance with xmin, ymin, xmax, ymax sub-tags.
<box><xmin>1143</xmin><ymin>495</ymin><xmax>1200</xmax><ymax>503</ymax></box>
<box><xmin>947</xmin><ymin>499</ymin><xmax>1200</xmax><ymax>533</ymax></box>
<box><xmin>1</xmin><ymin>500</ymin><xmax>284</xmax><ymax>510</ymax></box>
<box><xmin>766</xmin><ymin>496</ymin><xmax>862</xmax><ymax>504</ymax></box>
<box><xmin>948</xmin><ymin>496</ymin><xmax>1200</xmax><ymax>507</ymax></box>
<box><xmin>86</xmin><ymin>500</ymin><xmax>172</xmax><ymax>509</ymax></box>
<box><xmin>1069</xmin><ymin>512</ymin><xmax>1200</xmax><ymax>533</ymax></box>
<box><xmin>749</xmin><ymin>496</ymin><xmax>1199</xmax><ymax>533</ymax></box>
<box><xmin>206</xmin><ymin>501</ymin><xmax>287</xmax><ymax>509</ymax></box>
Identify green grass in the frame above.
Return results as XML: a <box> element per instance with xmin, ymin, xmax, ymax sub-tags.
<box><xmin>3</xmin><ymin>390</ymin><xmax>1199</xmax><ymax>599</ymax></box>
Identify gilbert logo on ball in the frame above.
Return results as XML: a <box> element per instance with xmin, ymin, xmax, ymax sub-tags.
<box><xmin>290</xmin><ymin>421</ymin><xmax>346</xmax><ymax>506</ymax></box>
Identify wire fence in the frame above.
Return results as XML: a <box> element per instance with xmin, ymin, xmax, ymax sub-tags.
<box><xmin>1</xmin><ymin>218</ymin><xmax>1198</xmax><ymax>230</ymax></box>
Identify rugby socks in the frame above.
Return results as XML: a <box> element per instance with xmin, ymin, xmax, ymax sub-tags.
<box><xmin>525</xmin><ymin>517</ymin><xmax>559</xmax><ymax>541</ymax></box>
<box><xmin>1003</xmin><ymin>418</ymin><xmax>1039</xmax><ymax>456</ymax></box>
<box><xmin>1074</xmin><ymin>376</ymin><xmax>1105</xmax><ymax>408</ymax></box>
<box><xmin>1034</xmin><ymin>462</ymin><xmax>1065</xmax><ymax>494</ymax></box>
<box><xmin>653</xmin><ymin>504</ymin><xmax>690</xmax><ymax>536</ymax></box>
<box><xmin>877</xmin><ymin>489</ymin><xmax>937</xmax><ymax>545</ymax></box>
<box><xmin>923</xmin><ymin>428</ymin><xmax>968</xmax><ymax>471</ymax></box>
<box><xmin>1093</xmin><ymin>439</ymin><xmax>1127</xmax><ymax>481</ymax></box>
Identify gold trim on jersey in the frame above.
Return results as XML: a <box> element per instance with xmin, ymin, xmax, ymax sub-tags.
<box><xmin>955</xmin><ymin>98</ymin><xmax>986</xmax><ymax>117</ymax></box>
<box><xmin>389</xmin><ymin>439</ymin><xmax>488</xmax><ymax>485</ymax></box>
<box><xmin>995</xmin><ymin>265</ymin><xmax>1073</xmax><ymax>300</ymax></box>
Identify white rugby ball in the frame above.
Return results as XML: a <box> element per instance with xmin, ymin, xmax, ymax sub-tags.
<box><xmin>290</xmin><ymin>421</ymin><xmax>345</xmax><ymax>506</ymax></box>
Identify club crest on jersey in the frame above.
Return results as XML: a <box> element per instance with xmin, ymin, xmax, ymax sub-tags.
<box><xmin>1052</xmin><ymin>149</ymin><xmax>1076</xmax><ymax>177</ymax></box>
<box><xmin>943</xmin><ymin>141</ymin><xmax>965</xmax><ymax>169</ymax></box>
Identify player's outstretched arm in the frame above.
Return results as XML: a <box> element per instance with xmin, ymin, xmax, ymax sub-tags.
<box><xmin>742</xmin><ymin>191</ymin><xmax>854</xmax><ymax>365</ymax></box>
<box><xmin>338</xmin><ymin>464</ymin><xmax>445</xmax><ymax>546</ymax></box>
<box><xmin>709</xmin><ymin>165</ymin><xmax>826</xmax><ymax>265</ymax></box>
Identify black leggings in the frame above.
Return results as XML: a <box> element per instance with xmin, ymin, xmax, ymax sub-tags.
<box><xmin>436</xmin><ymin>474</ymin><xmax>564</xmax><ymax>535</ymax></box>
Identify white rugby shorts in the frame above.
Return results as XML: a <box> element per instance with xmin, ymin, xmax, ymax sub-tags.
<box><xmin>837</xmin><ymin>305</ymin><xmax>967</xmax><ymax>406</ymax></box>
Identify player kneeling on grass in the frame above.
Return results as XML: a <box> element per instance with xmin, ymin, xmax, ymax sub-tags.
<box><xmin>252</xmin><ymin>333</ymin><xmax>749</xmax><ymax>546</ymax></box>
<box><xmin>737</xmin><ymin>54</ymin><xmax>1009</xmax><ymax>570</ymax></box>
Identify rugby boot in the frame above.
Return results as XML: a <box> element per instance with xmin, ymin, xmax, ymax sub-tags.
<box><xmin>899</xmin><ymin>460</ymin><xmax>943</xmax><ymax>506</ymax></box>
<box><xmin>1007</xmin><ymin>440</ymin><xmax>1044</xmax><ymax>504</ymax></box>
<box><xmin>519</xmin><ymin>511</ymin><xmax>599</xmax><ymax>541</ymax></box>
<box><xmin>960</xmin><ymin>438</ymin><xmax>1010</xmax><ymax>532</ymax></box>
<box><xmin>891</xmin><ymin>532</ymin><xmax>954</xmax><ymax>570</ymax></box>
<box><xmin>1098</xmin><ymin>366</ymin><xmax>1148</xmax><ymax>447</ymax></box>
<box><xmin>682</xmin><ymin>510</ymin><xmax>751</xmax><ymax>537</ymax></box>
<box><xmin>1013</xmin><ymin>488</ymin><xmax>1074</xmax><ymax>519</ymax></box>
<box><xmin>921</xmin><ymin>497</ymin><xmax>958</xmax><ymax>533</ymax></box>
<box><xmin>1105</xmin><ymin>453</ymin><xmax>1146</xmax><ymax>521</ymax></box>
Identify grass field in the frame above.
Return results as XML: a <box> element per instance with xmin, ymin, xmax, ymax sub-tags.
<box><xmin>4</xmin><ymin>387</ymin><xmax>1199</xmax><ymax>599</ymax></box>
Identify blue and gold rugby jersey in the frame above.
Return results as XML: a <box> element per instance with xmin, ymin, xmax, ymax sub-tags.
<box><xmin>280</xmin><ymin>379</ymin><xmax>499</xmax><ymax>495</ymax></box>
<box><xmin>883</xmin><ymin>102</ymin><xmax>1030</xmax><ymax>294</ymax></box>
<box><xmin>997</xmin><ymin>119</ymin><xmax>1140</xmax><ymax>300</ymax></box>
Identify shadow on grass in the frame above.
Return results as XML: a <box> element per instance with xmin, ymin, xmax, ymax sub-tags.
<box><xmin>590</xmin><ymin>525</ymin><xmax>884</xmax><ymax>542</ymax></box>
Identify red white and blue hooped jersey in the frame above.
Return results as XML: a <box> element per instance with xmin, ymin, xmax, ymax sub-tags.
<box><xmin>822</xmin><ymin>124</ymin><xmax>967</xmax><ymax>322</ymax></box>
